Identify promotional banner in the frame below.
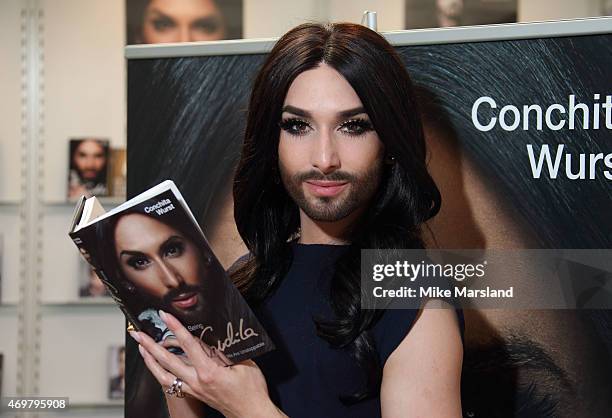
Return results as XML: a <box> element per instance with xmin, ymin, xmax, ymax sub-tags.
<box><xmin>127</xmin><ymin>29</ymin><xmax>612</xmax><ymax>418</ymax></box>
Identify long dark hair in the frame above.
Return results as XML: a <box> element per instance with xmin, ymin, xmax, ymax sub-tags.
<box><xmin>232</xmin><ymin>23</ymin><xmax>441</xmax><ymax>402</ymax></box>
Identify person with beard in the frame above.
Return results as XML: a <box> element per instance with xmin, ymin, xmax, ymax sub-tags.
<box><xmin>94</xmin><ymin>200</ymin><xmax>259</xmax><ymax>360</ymax></box>
<box><xmin>112</xmin><ymin>210</ymin><xmax>236</xmax><ymax>342</ymax></box>
<box><xmin>68</xmin><ymin>138</ymin><xmax>109</xmax><ymax>199</ymax></box>
<box><xmin>131</xmin><ymin>23</ymin><xmax>463</xmax><ymax>418</ymax></box>
<box><xmin>109</xmin><ymin>346</ymin><xmax>126</xmax><ymax>399</ymax></box>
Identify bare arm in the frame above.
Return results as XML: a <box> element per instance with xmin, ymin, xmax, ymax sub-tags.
<box><xmin>165</xmin><ymin>393</ymin><xmax>206</xmax><ymax>418</ymax></box>
<box><xmin>381</xmin><ymin>299</ymin><xmax>463</xmax><ymax>417</ymax></box>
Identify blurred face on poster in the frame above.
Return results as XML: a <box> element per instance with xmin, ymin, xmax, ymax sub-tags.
<box><xmin>72</xmin><ymin>139</ymin><xmax>107</xmax><ymax>182</ymax></box>
<box><xmin>140</xmin><ymin>0</ymin><xmax>226</xmax><ymax>43</ymax></box>
<box><xmin>68</xmin><ymin>138</ymin><xmax>109</xmax><ymax>199</ymax></box>
<box><xmin>436</xmin><ymin>0</ymin><xmax>464</xmax><ymax>26</ymax></box>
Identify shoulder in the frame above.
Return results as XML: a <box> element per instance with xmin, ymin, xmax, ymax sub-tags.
<box><xmin>372</xmin><ymin>296</ymin><xmax>464</xmax><ymax>368</ymax></box>
<box><xmin>226</xmin><ymin>252</ymin><xmax>253</xmax><ymax>275</ymax></box>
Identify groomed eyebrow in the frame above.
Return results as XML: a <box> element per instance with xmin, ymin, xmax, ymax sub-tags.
<box><xmin>281</xmin><ymin>105</ymin><xmax>367</xmax><ymax>119</ymax></box>
<box><xmin>118</xmin><ymin>235</ymin><xmax>182</xmax><ymax>259</ymax></box>
<box><xmin>148</xmin><ymin>9</ymin><xmax>171</xmax><ymax>18</ymax></box>
<box><xmin>191</xmin><ymin>16</ymin><xmax>221</xmax><ymax>27</ymax></box>
<box><xmin>464</xmin><ymin>334</ymin><xmax>573</xmax><ymax>393</ymax></box>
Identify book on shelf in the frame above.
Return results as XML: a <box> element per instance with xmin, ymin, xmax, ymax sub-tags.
<box><xmin>67</xmin><ymin>138</ymin><xmax>110</xmax><ymax>200</ymax></box>
<box><xmin>68</xmin><ymin>180</ymin><xmax>274</xmax><ymax>364</ymax></box>
<box><xmin>78</xmin><ymin>257</ymin><xmax>110</xmax><ymax>299</ymax></box>
<box><xmin>0</xmin><ymin>234</ymin><xmax>3</xmax><ymax>304</ymax></box>
<box><xmin>107</xmin><ymin>147</ymin><xmax>126</xmax><ymax>198</ymax></box>
<box><xmin>108</xmin><ymin>345</ymin><xmax>125</xmax><ymax>400</ymax></box>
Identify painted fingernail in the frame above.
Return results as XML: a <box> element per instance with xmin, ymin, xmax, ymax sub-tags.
<box><xmin>129</xmin><ymin>331</ymin><xmax>142</xmax><ymax>343</ymax></box>
<box><xmin>159</xmin><ymin>310</ymin><xmax>168</xmax><ymax>321</ymax></box>
<box><xmin>138</xmin><ymin>345</ymin><xmax>145</xmax><ymax>356</ymax></box>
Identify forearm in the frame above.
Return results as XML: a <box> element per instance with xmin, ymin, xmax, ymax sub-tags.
<box><xmin>165</xmin><ymin>393</ymin><xmax>206</xmax><ymax>418</ymax></box>
<box><xmin>223</xmin><ymin>397</ymin><xmax>288</xmax><ymax>418</ymax></box>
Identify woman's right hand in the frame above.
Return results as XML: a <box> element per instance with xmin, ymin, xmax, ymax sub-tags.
<box><xmin>130</xmin><ymin>310</ymin><xmax>287</xmax><ymax>418</ymax></box>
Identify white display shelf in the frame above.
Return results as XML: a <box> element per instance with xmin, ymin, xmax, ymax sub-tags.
<box><xmin>0</xmin><ymin>200</ymin><xmax>22</xmax><ymax>208</ymax></box>
<box><xmin>44</xmin><ymin>196</ymin><xmax>126</xmax><ymax>208</ymax></box>
<box><xmin>43</xmin><ymin>402</ymin><xmax>123</xmax><ymax>417</ymax></box>
<box><xmin>0</xmin><ymin>303</ymin><xmax>18</xmax><ymax>313</ymax></box>
<box><xmin>40</xmin><ymin>301</ymin><xmax>119</xmax><ymax>315</ymax></box>
<box><xmin>41</xmin><ymin>299</ymin><xmax>116</xmax><ymax>307</ymax></box>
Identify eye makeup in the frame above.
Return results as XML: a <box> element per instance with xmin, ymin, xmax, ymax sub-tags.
<box><xmin>279</xmin><ymin>118</ymin><xmax>312</xmax><ymax>136</ymax></box>
<box><xmin>150</xmin><ymin>15</ymin><xmax>175</xmax><ymax>31</ymax></box>
<box><xmin>191</xmin><ymin>17</ymin><xmax>221</xmax><ymax>34</ymax></box>
<box><xmin>279</xmin><ymin>116</ymin><xmax>374</xmax><ymax>137</ymax></box>
<box><xmin>126</xmin><ymin>253</ymin><xmax>150</xmax><ymax>271</ymax></box>
<box><xmin>338</xmin><ymin>118</ymin><xmax>374</xmax><ymax>136</ymax></box>
<box><xmin>161</xmin><ymin>237</ymin><xmax>185</xmax><ymax>258</ymax></box>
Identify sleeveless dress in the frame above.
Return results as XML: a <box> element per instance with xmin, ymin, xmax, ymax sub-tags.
<box><xmin>205</xmin><ymin>243</ymin><xmax>464</xmax><ymax>417</ymax></box>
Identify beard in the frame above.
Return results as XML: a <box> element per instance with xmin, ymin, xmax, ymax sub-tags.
<box><xmin>279</xmin><ymin>162</ymin><xmax>383</xmax><ymax>222</ymax></box>
<box><xmin>136</xmin><ymin>283</ymin><xmax>211</xmax><ymax>325</ymax></box>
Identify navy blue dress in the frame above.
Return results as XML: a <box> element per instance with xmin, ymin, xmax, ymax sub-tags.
<box><xmin>205</xmin><ymin>243</ymin><xmax>464</xmax><ymax>417</ymax></box>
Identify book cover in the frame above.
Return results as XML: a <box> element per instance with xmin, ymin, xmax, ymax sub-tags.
<box><xmin>78</xmin><ymin>257</ymin><xmax>110</xmax><ymax>298</ymax></box>
<box><xmin>108</xmin><ymin>345</ymin><xmax>125</xmax><ymax>400</ymax></box>
<box><xmin>67</xmin><ymin>138</ymin><xmax>110</xmax><ymax>199</ymax></box>
<box><xmin>108</xmin><ymin>147</ymin><xmax>126</xmax><ymax>198</ymax></box>
<box><xmin>0</xmin><ymin>234</ymin><xmax>3</xmax><ymax>304</ymax></box>
<box><xmin>69</xmin><ymin>180</ymin><xmax>274</xmax><ymax>363</ymax></box>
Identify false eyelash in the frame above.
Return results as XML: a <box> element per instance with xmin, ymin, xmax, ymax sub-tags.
<box><xmin>339</xmin><ymin>118</ymin><xmax>373</xmax><ymax>129</ymax></box>
<box><xmin>338</xmin><ymin>118</ymin><xmax>374</xmax><ymax>135</ymax></box>
<box><xmin>278</xmin><ymin>118</ymin><xmax>311</xmax><ymax>135</ymax></box>
<box><xmin>279</xmin><ymin>117</ymin><xmax>308</xmax><ymax>127</ymax></box>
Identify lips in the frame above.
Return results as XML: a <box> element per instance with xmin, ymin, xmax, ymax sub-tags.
<box><xmin>170</xmin><ymin>292</ymin><xmax>199</xmax><ymax>310</ymax></box>
<box><xmin>304</xmin><ymin>180</ymin><xmax>348</xmax><ymax>197</ymax></box>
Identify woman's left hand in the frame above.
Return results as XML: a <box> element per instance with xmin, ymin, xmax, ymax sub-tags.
<box><xmin>130</xmin><ymin>310</ymin><xmax>286</xmax><ymax>418</ymax></box>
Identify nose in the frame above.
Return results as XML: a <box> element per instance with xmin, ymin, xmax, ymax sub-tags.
<box><xmin>310</xmin><ymin>130</ymin><xmax>340</xmax><ymax>174</ymax></box>
<box><xmin>158</xmin><ymin>260</ymin><xmax>183</xmax><ymax>289</ymax></box>
<box><xmin>83</xmin><ymin>156</ymin><xmax>95</xmax><ymax>167</ymax></box>
<box><xmin>179</xmin><ymin>25</ymin><xmax>190</xmax><ymax>43</ymax></box>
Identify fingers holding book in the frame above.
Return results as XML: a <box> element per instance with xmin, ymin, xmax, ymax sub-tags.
<box><xmin>130</xmin><ymin>310</ymin><xmax>284</xmax><ymax>417</ymax></box>
<box><xmin>158</xmin><ymin>310</ymin><xmax>226</xmax><ymax>369</ymax></box>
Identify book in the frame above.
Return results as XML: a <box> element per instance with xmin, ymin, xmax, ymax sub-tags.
<box><xmin>67</xmin><ymin>138</ymin><xmax>110</xmax><ymax>199</ymax></box>
<box><xmin>0</xmin><ymin>234</ymin><xmax>3</xmax><ymax>304</ymax></box>
<box><xmin>78</xmin><ymin>258</ymin><xmax>110</xmax><ymax>298</ymax></box>
<box><xmin>107</xmin><ymin>147</ymin><xmax>126</xmax><ymax>198</ymax></box>
<box><xmin>108</xmin><ymin>345</ymin><xmax>125</xmax><ymax>400</ymax></box>
<box><xmin>68</xmin><ymin>180</ymin><xmax>274</xmax><ymax>364</ymax></box>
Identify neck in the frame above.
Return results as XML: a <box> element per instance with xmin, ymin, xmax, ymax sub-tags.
<box><xmin>297</xmin><ymin>208</ymin><xmax>363</xmax><ymax>245</ymax></box>
<box><xmin>438</xmin><ymin>14</ymin><xmax>460</xmax><ymax>27</ymax></box>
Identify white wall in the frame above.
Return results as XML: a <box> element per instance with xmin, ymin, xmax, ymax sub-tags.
<box><xmin>243</xmin><ymin>0</ymin><xmax>328</xmax><ymax>38</ymax></box>
<box><xmin>518</xmin><ymin>0</ymin><xmax>602</xmax><ymax>22</ymax></box>
<box><xmin>243</xmin><ymin>0</ymin><xmax>405</xmax><ymax>38</ymax></box>
<box><xmin>0</xmin><ymin>0</ymin><xmax>26</xmax><ymax>399</ymax></box>
<box><xmin>0</xmin><ymin>0</ymin><xmax>24</xmax><ymax>202</ymax></box>
<box><xmin>38</xmin><ymin>0</ymin><xmax>126</xmax><ymax>409</ymax></box>
<box><xmin>42</xmin><ymin>0</ymin><xmax>126</xmax><ymax>202</ymax></box>
<box><xmin>327</xmin><ymin>0</ymin><xmax>406</xmax><ymax>31</ymax></box>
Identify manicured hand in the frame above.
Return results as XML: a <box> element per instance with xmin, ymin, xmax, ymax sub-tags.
<box><xmin>130</xmin><ymin>310</ymin><xmax>286</xmax><ymax>418</ymax></box>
